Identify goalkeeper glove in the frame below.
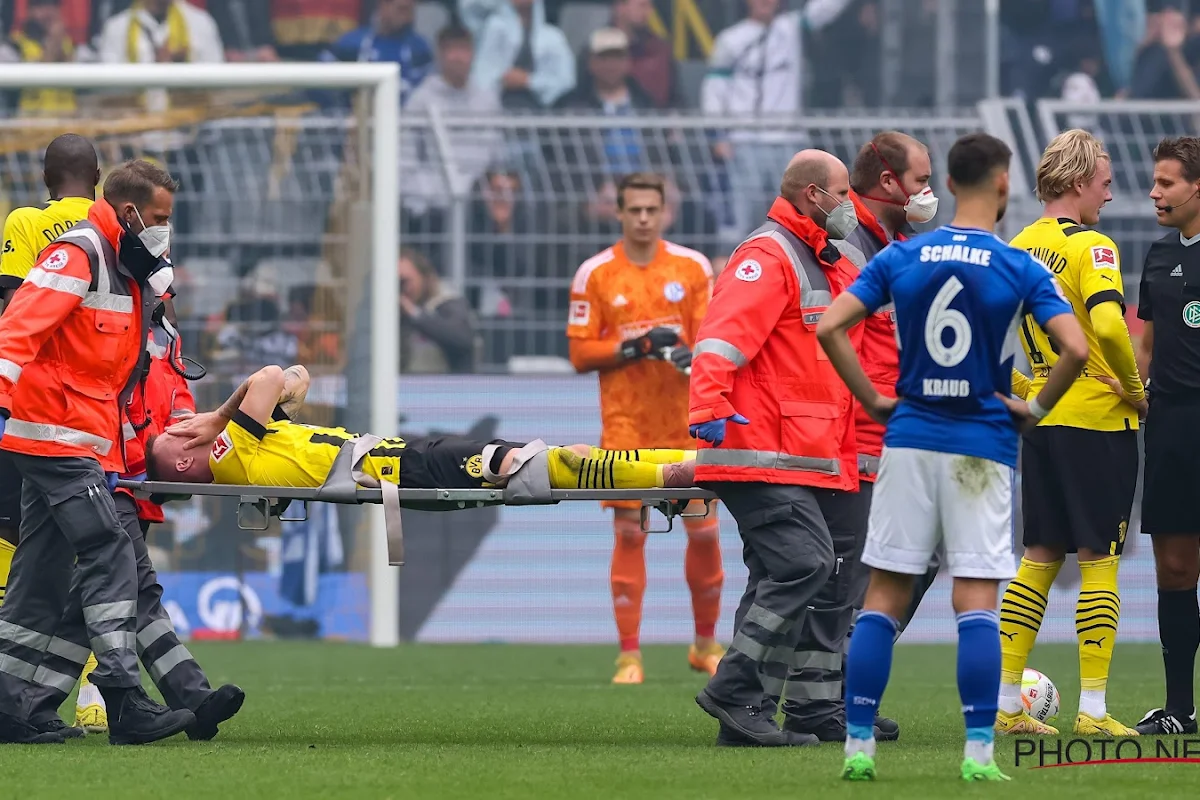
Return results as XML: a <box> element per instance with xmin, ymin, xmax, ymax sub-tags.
<box><xmin>621</xmin><ymin>327</ymin><xmax>680</xmax><ymax>361</ymax></box>
<box><xmin>665</xmin><ymin>345</ymin><xmax>692</xmax><ymax>375</ymax></box>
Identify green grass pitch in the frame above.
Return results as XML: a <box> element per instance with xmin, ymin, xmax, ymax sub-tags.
<box><xmin>6</xmin><ymin>641</ymin><xmax>1198</xmax><ymax>797</ymax></box>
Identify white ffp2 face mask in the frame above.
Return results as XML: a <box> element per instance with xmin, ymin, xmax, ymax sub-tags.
<box><xmin>134</xmin><ymin>207</ymin><xmax>171</xmax><ymax>258</ymax></box>
<box><xmin>147</xmin><ymin>265</ymin><xmax>174</xmax><ymax>298</ymax></box>
<box><xmin>817</xmin><ymin>187</ymin><xmax>859</xmax><ymax>240</ymax></box>
<box><xmin>903</xmin><ymin>186</ymin><xmax>939</xmax><ymax>223</ymax></box>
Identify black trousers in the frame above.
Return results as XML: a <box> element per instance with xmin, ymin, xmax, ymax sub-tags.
<box><xmin>0</xmin><ymin>455</ymin><xmax>140</xmax><ymax>719</ymax></box>
<box><xmin>24</xmin><ymin>494</ymin><xmax>213</xmax><ymax>724</ymax></box>
<box><xmin>702</xmin><ymin>482</ymin><xmax>836</xmax><ymax>707</ymax></box>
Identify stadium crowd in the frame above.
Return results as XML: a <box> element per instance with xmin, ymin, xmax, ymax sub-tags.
<box><xmin>0</xmin><ymin>0</ymin><xmax>1192</xmax><ymax>376</ymax></box>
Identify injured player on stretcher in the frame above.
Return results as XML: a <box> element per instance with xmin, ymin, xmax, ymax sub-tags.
<box><xmin>144</xmin><ymin>365</ymin><xmax>697</xmax><ymax>493</ymax></box>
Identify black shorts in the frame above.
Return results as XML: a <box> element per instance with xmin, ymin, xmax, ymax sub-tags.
<box><xmin>1021</xmin><ymin>425</ymin><xmax>1138</xmax><ymax>555</ymax></box>
<box><xmin>1142</xmin><ymin>397</ymin><xmax>1200</xmax><ymax>536</ymax></box>
<box><xmin>0</xmin><ymin>450</ymin><xmax>22</xmax><ymax>533</ymax></box>
<box><xmin>400</xmin><ymin>436</ymin><xmax>524</xmax><ymax>489</ymax></box>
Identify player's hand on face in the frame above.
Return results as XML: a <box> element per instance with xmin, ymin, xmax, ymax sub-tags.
<box><xmin>865</xmin><ymin>394</ymin><xmax>898</xmax><ymax>424</ymax></box>
<box><xmin>1094</xmin><ymin>376</ymin><xmax>1149</xmax><ymax>419</ymax></box>
<box><xmin>994</xmin><ymin>392</ymin><xmax>1039</xmax><ymax>433</ymax></box>
<box><xmin>167</xmin><ymin>411</ymin><xmax>227</xmax><ymax>450</ymax></box>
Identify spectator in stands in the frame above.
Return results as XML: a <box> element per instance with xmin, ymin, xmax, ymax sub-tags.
<box><xmin>459</xmin><ymin>0</ymin><xmax>504</xmax><ymax>40</ymax></box>
<box><xmin>399</xmin><ymin>248</ymin><xmax>478</xmax><ymax>374</ymax></box>
<box><xmin>405</xmin><ymin>22</ymin><xmax>502</xmax><ymax>212</ymax></box>
<box><xmin>1129</xmin><ymin>5</ymin><xmax>1200</xmax><ymax>100</ymax></box>
<box><xmin>573</xmin><ymin>0</ymin><xmax>680</xmax><ymax>109</ymax></box>
<box><xmin>7</xmin><ymin>0</ymin><xmax>90</xmax><ymax>46</ymax></box>
<box><xmin>0</xmin><ymin>0</ymin><xmax>88</xmax><ymax>116</ymax></box>
<box><xmin>557</xmin><ymin>27</ymin><xmax>656</xmax><ymax>113</ymax></box>
<box><xmin>209</xmin><ymin>0</ymin><xmax>279</xmax><ymax>61</ymax></box>
<box><xmin>320</xmin><ymin>0</ymin><xmax>433</xmax><ymax>105</ymax></box>
<box><xmin>211</xmin><ymin>265</ymin><xmax>301</xmax><ymax>374</ymax></box>
<box><xmin>471</xmin><ymin>0</ymin><xmax>575</xmax><ymax>109</ymax></box>
<box><xmin>97</xmin><ymin>0</ymin><xmax>224</xmax><ymax>64</ymax></box>
<box><xmin>268</xmin><ymin>0</ymin><xmax>363</xmax><ymax>61</ymax></box>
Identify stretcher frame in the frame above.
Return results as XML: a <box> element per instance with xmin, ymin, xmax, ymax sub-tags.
<box><xmin>116</xmin><ymin>481</ymin><xmax>718</xmax><ymax>535</ymax></box>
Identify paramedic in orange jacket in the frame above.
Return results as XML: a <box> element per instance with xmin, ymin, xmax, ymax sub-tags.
<box><xmin>567</xmin><ymin>173</ymin><xmax>725</xmax><ymax>685</ymax></box>
<box><xmin>0</xmin><ymin>160</ymin><xmax>194</xmax><ymax>745</ymax></box>
<box><xmin>688</xmin><ymin>150</ymin><xmax>863</xmax><ymax>748</ymax></box>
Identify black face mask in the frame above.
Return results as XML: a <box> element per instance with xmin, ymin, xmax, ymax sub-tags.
<box><xmin>117</xmin><ymin>216</ymin><xmax>162</xmax><ymax>283</ymax></box>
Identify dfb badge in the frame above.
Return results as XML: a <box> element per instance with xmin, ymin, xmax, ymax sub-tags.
<box><xmin>663</xmin><ymin>281</ymin><xmax>685</xmax><ymax>303</ymax></box>
<box><xmin>734</xmin><ymin>260</ymin><xmax>762</xmax><ymax>282</ymax></box>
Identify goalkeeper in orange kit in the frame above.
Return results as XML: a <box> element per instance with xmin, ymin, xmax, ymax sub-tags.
<box><xmin>567</xmin><ymin>173</ymin><xmax>725</xmax><ymax>684</ymax></box>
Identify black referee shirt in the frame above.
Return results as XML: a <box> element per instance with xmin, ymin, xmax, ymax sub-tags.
<box><xmin>1138</xmin><ymin>229</ymin><xmax>1200</xmax><ymax>400</ymax></box>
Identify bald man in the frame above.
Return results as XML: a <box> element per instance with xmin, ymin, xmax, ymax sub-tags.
<box><xmin>689</xmin><ymin>149</ymin><xmax>868</xmax><ymax>747</ymax></box>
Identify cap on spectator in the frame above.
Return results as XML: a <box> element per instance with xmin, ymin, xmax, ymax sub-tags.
<box><xmin>589</xmin><ymin>28</ymin><xmax>629</xmax><ymax>55</ymax></box>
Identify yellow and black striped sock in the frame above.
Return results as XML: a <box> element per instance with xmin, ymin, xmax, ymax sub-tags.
<box><xmin>587</xmin><ymin>447</ymin><xmax>690</xmax><ymax>465</ymax></box>
<box><xmin>0</xmin><ymin>537</ymin><xmax>14</xmax><ymax>606</ymax></box>
<box><xmin>1077</xmin><ymin>556</ymin><xmax>1121</xmax><ymax>699</ymax></box>
<box><xmin>548</xmin><ymin>447</ymin><xmax>664</xmax><ymax>489</ymax></box>
<box><xmin>999</xmin><ymin>558</ymin><xmax>1062</xmax><ymax>687</ymax></box>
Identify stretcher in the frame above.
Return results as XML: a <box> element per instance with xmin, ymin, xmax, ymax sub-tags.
<box><xmin>115</xmin><ymin>480</ymin><xmax>718</xmax><ymax>566</ymax></box>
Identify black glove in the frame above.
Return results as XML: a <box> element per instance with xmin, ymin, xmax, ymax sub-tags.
<box><xmin>667</xmin><ymin>346</ymin><xmax>692</xmax><ymax>374</ymax></box>
<box><xmin>620</xmin><ymin>327</ymin><xmax>680</xmax><ymax>361</ymax></box>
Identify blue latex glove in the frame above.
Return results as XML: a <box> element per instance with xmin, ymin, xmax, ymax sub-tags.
<box><xmin>689</xmin><ymin>413</ymin><xmax>750</xmax><ymax>447</ymax></box>
<box><xmin>106</xmin><ymin>472</ymin><xmax>120</xmax><ymax>493</ymax></box>
<box><xmin>0</xmin><ymin>414</ymin><xmax>6</xmax><ymax>443</ymax></box>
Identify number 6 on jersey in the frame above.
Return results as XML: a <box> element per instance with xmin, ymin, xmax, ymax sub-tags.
<box><xmin>925</xmin><ymin>276</ymin><xmax>972</xmax><ymax>367</ymax></box>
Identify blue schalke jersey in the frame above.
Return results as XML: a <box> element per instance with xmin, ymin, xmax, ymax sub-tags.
<box><xmin>847</xmin><ymin>225</ymin><xmax>1072</xmax><ymax>467</ymax></box>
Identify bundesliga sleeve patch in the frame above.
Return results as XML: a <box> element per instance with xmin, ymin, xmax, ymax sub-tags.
<box><xmin>734</xmin><ymin>260</ymin><xmax>762</xmax><ymax>282</ymax></box>
<box><xmin>211</xmin><ymin>431</ymin><xmax>232</xmax><ymax>462</ymax></box>
<box><xmin>41</xmin><ymin>249</ymin><xmax>68</xmax><ymax>272</ymax></box>
<box><xmin>568</xmin><ymin>300</ymin><xmax>590</xmax><ymax>326</ymax></box>
<box><xmin>1091</xmin><ymin>246</ymin><xmax>1118</xmax><ymax>270</ymax></box>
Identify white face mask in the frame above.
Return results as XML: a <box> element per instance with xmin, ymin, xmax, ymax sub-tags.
<box><xmin>816</xmin><ymin>187</ymin><xmax>859</xmax><ymax>240</ymax></box>
<box><xmin>147</xmin><ymin>265</ymin><xmax>174</xmax><ymax>298</ymax></box>
<box><xmin>903</xmin><ymin>186</ymin><xmax>939</xmax><ymax>223</ymax></box>
<box><xmin>134</xmin><ymin>207</ymin><xmax>171</xmax><ymax>258</ymax></box>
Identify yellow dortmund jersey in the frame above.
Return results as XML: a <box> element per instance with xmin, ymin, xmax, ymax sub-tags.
<box><xmin>0</xmin><ymin>197</ymin><xmax>92</xmax><ymax>285</ymax></box>
<box><xmin>1009</xmin><ymin>217</ymin><xmax>1137</xmax><ymax>431</ymax></box>
<box><xmin>209</xmin><ymin>412</ymin><xmax>405</xmax><ymax>487</ymax></box>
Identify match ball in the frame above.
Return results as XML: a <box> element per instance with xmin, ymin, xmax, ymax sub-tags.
<box><xmin>1021</xmin><ymin>668</ymin><xmax>1059</xmax><ymax>723</ymax></box>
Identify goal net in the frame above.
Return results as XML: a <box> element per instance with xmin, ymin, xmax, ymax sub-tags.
<box><xmin>0</xmin><ymin>64</ymin><xmax>400</xmax><ymax>646</ymax></box>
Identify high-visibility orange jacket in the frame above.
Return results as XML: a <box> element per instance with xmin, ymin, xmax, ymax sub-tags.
<box><xmin>839</xmin><ymin>191</ymin><xmax>907</xmax><ymax>482</ymax></box>
<box><xmin>689</xmin><ymin>198</ymin><xmax>860</xmax><ymax>491</ymax></box>
<box><xmin>0</xmin><ymin>201</ymin><xmax>150</xmax><ymax>473</ymax></box>
<box><xmin>121</xmin><ymin>324</ymin><xmax>196</xmax><ymax>522</ymax></box>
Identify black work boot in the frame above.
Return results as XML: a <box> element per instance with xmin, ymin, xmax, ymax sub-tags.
<box><xmin>696</xmin><ymin>689</ymin><xmax>788</xmax><ymax>746</ymax></box>
<box><xmin>0</xmin><ymin>711</ymin><xmax>67</xmax><ymax>744</ymax></box>
<box><xmin>101</xmin><ymin>685</ymin><xmax>195</xmax><ymax>745</ymax></box>
<box><xmin>187</xmin><ymin>684</ymin><xmax>246</xmax><ymax>741</ymax></box>
<box><xmin>36</xmin><ymin>718</ymin><xmax>85</xmax><ymax>739</ymax></box>
<box><xmin>874</xmin><ymin>711</ymin><xmax>900</xmax><ymax>742</ymax></box>
<box><xmin>783</xmin><ymin>712</ymin><xmax>885</xmax><ymax>743</ymax></box>
<box><xmin>716</xmin><ymin>723</ymin><xmax>819</xmax><ymax>747</ymax></box>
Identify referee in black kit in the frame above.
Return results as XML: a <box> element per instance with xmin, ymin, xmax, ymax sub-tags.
<box><xmin>1130</xmin><ymin>136</ymin><xmax>1200</xmax><ymax>736</ymax></box>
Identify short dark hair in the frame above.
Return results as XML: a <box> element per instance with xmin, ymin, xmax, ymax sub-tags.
<box><xmin>1153</xmin><ymin>137</ymin><xmax>1200</xmax><ymax>182</ymax></box>
<box><xmin>102</xmin><ymin>160</ymin><xmax>179</xmax><ymax>209</ymax></box>
<box><xmin>43</xmin><ymin>133</ymin><xmax>98</xmax><ymax>195</ymax></box>
<box><xmin>437</xmin><ymin>22</ymin><xmax>472</xmax><ymax>47</ymax></box>
<box><xmin>616</xmin><ymin>172</ymin><xmax>665</xmax><ymax>209</ymax></box>
<box><xmin>946</xmin><ymin>133</ymin><xmax>1012</xmax><ymax>189</ymax></box>
<box><xmin>850</xmin><ymin>132</ymin><xmax>919</xmax><ymax>194</ymax></box>
<box><xmin>144</xmin><ymin>435</ymin><xmax>162</xmax><ymax>481</ymax></box>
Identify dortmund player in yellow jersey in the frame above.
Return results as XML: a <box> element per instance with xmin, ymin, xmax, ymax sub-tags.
<box><xmin>0</xmin><ymin>133</ymin><xmax>107</xmax><ymax>734</ymax></box>
<box><xmin>145</xmin><ymin>365</ymin><xmax>698</xmax><ymax>498</ymax></box>
<box><xmin>997</xmin><ymin>130</ymin><xmax>1146</xmax><ymax>738</ymax></box>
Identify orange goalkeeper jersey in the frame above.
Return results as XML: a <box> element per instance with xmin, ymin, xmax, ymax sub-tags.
<box><xmin>567</xmin><ymin>240</ymin><xmax>713</xmax><ymax>450</ymax></box>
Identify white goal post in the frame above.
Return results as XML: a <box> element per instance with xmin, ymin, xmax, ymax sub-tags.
<box><xmin>0</xmin><ymin>64</ymin><xmax>402</xmax><ymax>647</ymax></box>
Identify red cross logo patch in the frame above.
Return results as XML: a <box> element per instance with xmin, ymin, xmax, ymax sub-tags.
<box><xmin>735</xmin><ymin>260</ymin><xmax>763</xmax><ymax>282</ymax></box>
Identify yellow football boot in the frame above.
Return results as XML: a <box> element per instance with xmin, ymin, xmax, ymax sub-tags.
<box><xmin>612</xmin><ymin>652</ymin><xmax>644</xmax><ymax>685</ymax></box>
<box><xmin>687</xmin><ymin>642</ymin><xmax>724</xmax><ymax>676</ymax></box>
<box><xmin>1074</xmin><ymin>713</ymin><xmax>1139</xmax><ymax>737</ymax></box>
<box><xmin>995</xmin><ymin>709</ymin><xmax>1058</xmax><ymax>735</ymax></box>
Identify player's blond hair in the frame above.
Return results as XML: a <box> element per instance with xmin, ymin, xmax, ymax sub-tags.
<box><xmin>1035</xmin><ymin>129</ymin><xmax>1109</xmax><ymax>202</ymax></box>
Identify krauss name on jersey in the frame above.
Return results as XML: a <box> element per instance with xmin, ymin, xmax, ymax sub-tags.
<box><xmin>922</xmin><ymin>378</ymin><xmax>971</xmax><ymax>398</ymax></box>
<box><xmin>920</xmin><ymin>244</ymin><xmax>993</xmax><ymax>267</ymax></box>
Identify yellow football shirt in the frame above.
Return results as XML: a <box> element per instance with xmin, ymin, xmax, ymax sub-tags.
<box><xmin>208</xmin><ymin>412</ymin><xmax>405</xmax><ymax>487</ymax></box>
<box><xmin>0</xmin><ymin>197</ymin><xmax>93</xmax><ymax>286</ymax></box>
<box><xmin>1009</xmin><ymin>217</ymin><xmax>1137</xmax><ymax>431</ymax></box>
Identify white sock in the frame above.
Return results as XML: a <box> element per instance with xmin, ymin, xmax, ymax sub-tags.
<box><xmin>964</xmin><ymin>739</ymin><xmax>994</xmax><ymax>764</ymax></box>
<box><xmin>1079</xmin><ymin>690</ymin><xmax>1106</xmax><ymax>719</ymax></box>
<box><xmin>998</xmin><ymin>681</ymin><xmax>1023</xmax><ymax>715</ymax></box>
<box><xmin>845</xmin><ymin>735</ymin><xmax>876</xmax><ymax>758</ymax></box>
<box><xmin>76</xmin><ymin>683</ymin><xmax>104</xmax><ymax>709</ymax></box>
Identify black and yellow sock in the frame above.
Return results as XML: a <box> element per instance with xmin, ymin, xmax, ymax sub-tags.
<box><xmin>1077</xmin><ymin>556</ymin><xmax>1121</xmax><ymax>695</ymax></box>
<box><xmin>587</xmin><ymin>447</ymin><xmax>691</xmax><ymax>465</ymax></box>
<box><xmin>0</xmin><ymin>537</ymin><xmax>14</xmax><ymax>606</ymax></box>
<box><xmin>549</xmin><ymin>447</ymin><xmax>664</xmax><ymax>489</ymax></box>
<box><xmin>999</xmin><ymin>557</ymin><xmax>1062</xmax><ymax>685</ymax></box>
